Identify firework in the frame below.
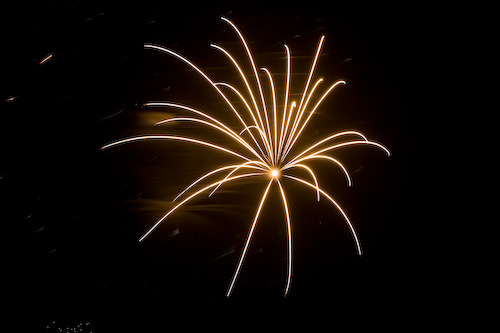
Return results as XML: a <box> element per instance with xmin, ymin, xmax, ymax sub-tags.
<box><xmin>101</xmin><ymin>17</ymin><xmax>390</xmax><ymax>297</ymax></box>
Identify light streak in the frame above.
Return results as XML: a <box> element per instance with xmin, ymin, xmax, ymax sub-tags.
<box><xmin>284</xmin><ymin>175</ymin><xmax>363</xmax><ymax>256</ymax></box>
<box><xmin>284</xmin><ymin>154</ymin><xmax>352</xmax><ymax>187</ymax></box>
<box><xmin>100</xmin><ymin>135</ymin><xmax>252</xmax><ymax>162</ymax></box>
<box><xmin>277</xmin><ymin>180</ymin><xmax>292</xmax><ymax>295</ymax></box>
<box><xmin>226</xmin><ymin>179</ymin><xmax>273</xmax><ymax>297</ymax></box>
<box><xmin>172</xmin><ymin>164</ymin><xmax>267</xmax><ymax>202</ymax></box>
<box><xmin>39</xmin><ymin>52</ymin><xmax>54</xmax><ymax>65</ymax></box>
<box><xmin>102</xmin><ymin>17</ymin><xmax>390</xmax><ymax>296</ymax></box>
<box><xmin>139</xmin><ymin>172</ymin><xmax>264</xmax><ymax>243</ymax></box>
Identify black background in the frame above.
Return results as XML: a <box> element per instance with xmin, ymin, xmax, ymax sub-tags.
<box><xmin>1</xmin><ymin>1</ymin><xmax>476</xmax><ymax>331</ymax></box>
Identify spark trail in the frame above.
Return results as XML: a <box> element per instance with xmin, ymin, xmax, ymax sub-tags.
<box><xmin>101</xmin><ymin>17</ymin><xmax>390</xmax><ymax>297</ymax></box>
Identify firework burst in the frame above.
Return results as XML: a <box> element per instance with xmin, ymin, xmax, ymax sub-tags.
<box><xmin>101</xmin><ymin>17</ymin><xmax>390</xmax><ymax>297</ymax></box>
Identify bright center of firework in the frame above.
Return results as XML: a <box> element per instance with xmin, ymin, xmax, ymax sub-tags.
<box><xmin>271</xmin><ymin>168</ymin><xmax>280</xmax><ymax>179</ymax></box>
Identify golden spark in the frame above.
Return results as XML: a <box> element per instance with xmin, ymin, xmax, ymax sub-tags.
<box><xmin>101</xmin><ymin>17</ymin><xmax>390</xmax><ymax>297</ymax></box>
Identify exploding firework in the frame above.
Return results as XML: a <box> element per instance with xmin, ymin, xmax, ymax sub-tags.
<box><xmin>101</xmin><ymin>17</ymin><xmax>390</xmax><ymax>297</ymax></box>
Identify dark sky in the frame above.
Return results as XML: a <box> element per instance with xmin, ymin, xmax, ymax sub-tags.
<box><xmin>1</xmin><ymin>1</ymin><xmax>464</xmax><ymax>331</ymax></box>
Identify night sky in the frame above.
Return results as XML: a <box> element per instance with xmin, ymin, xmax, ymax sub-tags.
<box><xmin>1</xmin><ymin>1</ymin><xmax>466</xmax><ymax>331</ymax></box>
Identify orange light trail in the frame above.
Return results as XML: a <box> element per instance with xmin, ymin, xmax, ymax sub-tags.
<box><xmin>102</xmin><ymin>17</ymin><xmax>390</xmax><ymax>296</ymax></box>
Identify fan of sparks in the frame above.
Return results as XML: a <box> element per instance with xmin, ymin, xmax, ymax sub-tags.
<box><xmin>101</xmin><ymin>17</ymin><xmax>390</xmax><ymax>297</ymax></box>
